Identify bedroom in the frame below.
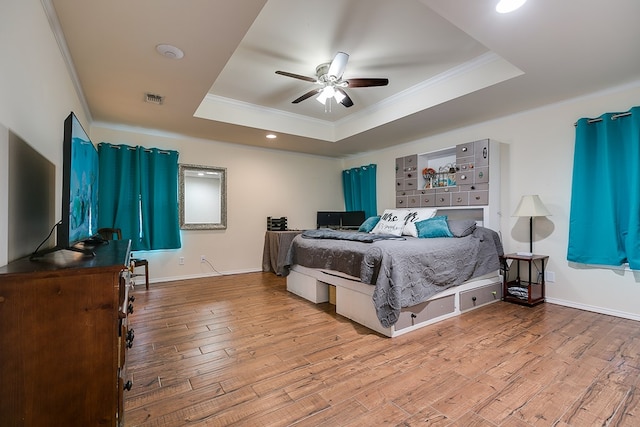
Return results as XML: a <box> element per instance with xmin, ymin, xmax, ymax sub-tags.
<box><xmin>2</xmin><ymin>0</ymin><xmax>640</xmax><ymax>424</ymax></box>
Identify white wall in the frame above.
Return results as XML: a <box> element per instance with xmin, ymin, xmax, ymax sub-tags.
<box><xmin>90</xmin><ymin>125</ymin><xmax>344</xmax><ymax>280</ymax></box>
<box><xmin>342</xmin><ymin>80</ymin><xmax>640</xmax><ymax>321</ymax></box>
<box><xmin>0</xmin><ymin>0</ymin><xmax>88</xmax><ymax>265</ymax></box>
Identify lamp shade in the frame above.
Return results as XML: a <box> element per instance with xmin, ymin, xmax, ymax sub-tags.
<box><xmin>512</xmin><ymin>195</ymin><xmax>551</xmax><ymax>218</ymax></box>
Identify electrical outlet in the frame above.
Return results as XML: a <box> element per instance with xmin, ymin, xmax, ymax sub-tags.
<box><xmin>200</xmin><ymin>255</ymin><xmax>206</xmax><ymax>263</ymax></box>
<box><xmin>545</xmin><ymin>271</ymin><xmax>556</xmax><ymax>283</ymax></box>
<box><xmin>179</xmin><ymin>257</ymin><xmax>184</xmax><ymax>265</ymax></box>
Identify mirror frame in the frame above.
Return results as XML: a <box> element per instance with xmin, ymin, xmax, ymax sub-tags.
<box><xmin>178</xmin><ymin>163</ymin><xmax>227</xmax><ymax>230</ymax></box>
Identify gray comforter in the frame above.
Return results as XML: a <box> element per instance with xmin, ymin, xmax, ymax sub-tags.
<box><xmin>284</xmin><ymin>227</ymin><xmax>503</xmax><ymax>328</ymax></box>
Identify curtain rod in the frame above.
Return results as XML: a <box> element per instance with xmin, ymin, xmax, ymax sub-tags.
<box><xmin>98</xmin><ymin>142</ymin><xmax>173</xmax><ymax>154</ymax></box>
<box><xmin>574</xmin><ymin>111</ymin><xmax>632</xmax><ymax>126</ymax></box>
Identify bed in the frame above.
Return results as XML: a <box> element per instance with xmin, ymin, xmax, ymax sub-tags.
<box><xmin>284</xmin><ymin>207</ymin><xmax>504</xmax><ymax>337</ymax></box>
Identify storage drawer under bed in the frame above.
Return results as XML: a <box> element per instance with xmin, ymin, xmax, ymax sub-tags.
<box><xmin>394</xmin><ymin>294</ymin><xmax>456</xmax><ymax>330</ymax></box>
<box><xmin>459</xmin><ymin>281</ymin><xmax>502</xmax><ymax>311</ymax></box>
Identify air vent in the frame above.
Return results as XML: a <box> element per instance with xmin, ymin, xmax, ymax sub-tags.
<box><xmin>144</xmin><ymin>93</ymin><xmax>164</xmax><ymax>105</ymax></box>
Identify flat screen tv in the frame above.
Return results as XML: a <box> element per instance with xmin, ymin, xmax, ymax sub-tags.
<box><xmin>58</xmin><ymin>112</ymin><xmax>99</xmax><ymax>251</ymax></box>
<box><xmin>341</xmin><ymin>211</ymin><xmax>366</xmax><ymax>229</ymax></box>
<box><xmin>316</xmin><ymin>211</ymin><xmax>342</xmax><ymax>229</ymax></box>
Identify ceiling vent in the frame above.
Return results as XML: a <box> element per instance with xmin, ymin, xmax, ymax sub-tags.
<box><xmin>144</xmin><ymin>93</ymin><xmax>164</xmax><ymax>105</ymax></box>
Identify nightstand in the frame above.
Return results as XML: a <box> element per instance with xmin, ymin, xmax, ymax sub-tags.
<box><xmin>501</xmin><ymin>253</ymin><xmax>548</xmax><ymax>306</ymax></box>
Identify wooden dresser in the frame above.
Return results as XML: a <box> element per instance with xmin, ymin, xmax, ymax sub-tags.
<box><xmin>0</xmin><ymin>240</ymin><xmax>133</xmax><ymax>426</ymax></box>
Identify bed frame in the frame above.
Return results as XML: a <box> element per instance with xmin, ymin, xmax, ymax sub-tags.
<box><xmin>285</xmin><ymin>207</ymin><xmax>503</xmax><ymax>337</ymax></box>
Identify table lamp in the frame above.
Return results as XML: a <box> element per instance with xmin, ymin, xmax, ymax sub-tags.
<box><xmin>513</xmin><ymin>195</ymin><xmax>551</xmax><ymax>256</ymax></box>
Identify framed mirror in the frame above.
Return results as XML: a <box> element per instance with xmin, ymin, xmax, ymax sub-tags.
<box><xmin>178</xmin><ymin>163</ymin><xmax>227</xmax><ymax>230</ymax></box>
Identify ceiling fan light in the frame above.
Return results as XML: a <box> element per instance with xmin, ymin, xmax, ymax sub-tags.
<box><xmin>333</xmin><ymin>90</ymin><xmax>346</xmax><ymax>103</ymax></box>
<box><xmin>323</xmin><ymin>86</ymin><xmax>336</xmax><ymax>98</ymax></box>
<box><xmin>496</xmin><ymin>0</ymin><xmax>526</xmax><ymax>13</ymax></box>
<box><xmin>316</xmin><ymin>89</ymin><xmax>329</xmax><ymax>104</ymax></box>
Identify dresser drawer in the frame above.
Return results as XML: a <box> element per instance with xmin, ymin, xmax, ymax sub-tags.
<box><xmin>469</xmin><ymin>190</ymin><xmax>489</xmax><ymax>205</ymax></box>
<box><xmin>452</xmin><ymin>192</ymin><xmax>469</xmax><ymax>206</ymax></box>
<box><xmin>457</xmin><ymin>142</ymin><xmax>474</xmax><ymax>158</ymax></box>
<box><xmin>436</xmin><ymin>193</ymin><xmax>451</xmax><ymax>206</ymax></box>
<box><xmin>474</xmin><ymin>139</ymin><xmax>490</xmax><ymax>167</ymax></box>
<box><xmin>420</xmin><ymin>193</ymin><xmax>436</xmax><ymax>207</ymax></box>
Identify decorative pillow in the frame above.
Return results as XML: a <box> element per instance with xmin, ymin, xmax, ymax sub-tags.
<box><xmin>402</xmin><ymin>208</ymin><xmax>437</xmax><ymax>237</ymax></box>
<box><xmin>415</xmin><ymin>216</ymin><xmax>454</xmax><ymax>238</ymax></box>
<box><xmin>447</xmin><ymin>219</ymin><xmax>477</xmax><ymax>238</ymax></box>
<box><xmin>370</xmin><ymin>209</ymin><xmax>409</xmax><ymax>236</ymax></box>
<box><xmin>358</xmin><ymin>216</ymin><xmax>380</xmax><ymax>233</ymax></box>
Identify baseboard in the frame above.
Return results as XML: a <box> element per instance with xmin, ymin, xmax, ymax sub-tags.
<box><xmin>138</xmin><ymin>268</ymin><xmax>262</xmax><ymax>285</ymax></box>
<box><xmin>545</xmin><ymin>297</ymin><xmax>640</xmax><ymax>322</ymax></box>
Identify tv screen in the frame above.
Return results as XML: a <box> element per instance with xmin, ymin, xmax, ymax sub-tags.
<box><xmin>59</xmin><ymin>112</ymin><xmax>99</xmax><ymax>248</ymax></box>
<box><xmin>316</xmin><ymin>211</ymin><xmax>341</xmax><ymax>229</ymax></box>
<box><xmin>341</xmin><ymin>211</ymin><xmax>366</xmax><ymax>229</ymax></box>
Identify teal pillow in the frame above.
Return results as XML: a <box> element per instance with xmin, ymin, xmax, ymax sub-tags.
<box><xmin>359</xmin><ymin>216</ymin><xmax>380</xmax><ymax>233</ymax></box>
<box><xmin>415</xmin><ymin>216</ymin><xmax>454</xmax><ymax>238</ymax></box>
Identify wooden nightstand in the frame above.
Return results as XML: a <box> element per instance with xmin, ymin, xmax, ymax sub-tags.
<box><xmin>501</xmin><ymin>253</ymin><xmax>548</xmax><ymax>306</ymax></box>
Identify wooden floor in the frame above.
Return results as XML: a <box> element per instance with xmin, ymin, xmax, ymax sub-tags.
<box><xmin>124</xmin><ymin>272</ymin><xmax>640</xmax><ymax>426</ymax></box>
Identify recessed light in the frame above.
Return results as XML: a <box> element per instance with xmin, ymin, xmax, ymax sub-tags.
<box><xmin>156</xmin><ymin>44</ymin><xmax>184</xmax><ymax>59</ymax></box>
<box><xmin>496</xmin><ymin>0</ymin><xmax>526</xmax><ymax>13</ymax></box>
<box><xmin>266</xmin><ymin>134</ymin><xmax>277</xmax><ymax>140</ymax></box>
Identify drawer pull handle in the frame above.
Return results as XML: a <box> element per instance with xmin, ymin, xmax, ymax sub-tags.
<box><xmin>460</xmin><ymin>174</ymin><xmax>467</xmax><ymax>180</ymax></box>
<box><xmin>124</xmin><ymin>380</ymin><xmax>133</xmax><ymax>391</ymax></box>
<box><xmin>462</xmin><ymin>147</ymin><xmax>468</xmax><ymax>152</ymax></box>
<box><xmin>127</xmin><ymin>303</ymin><xmax>134</xmax><ymax>314</ymax></box>
<box><xmin>457</xmin><ymin>197</ymin><xmax>462</xmax><ymax>202</ymax></box>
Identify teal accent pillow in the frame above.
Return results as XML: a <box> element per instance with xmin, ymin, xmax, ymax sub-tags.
<box><xmin>359</xmin><ymin>216</ymin><xmax>380</xmax><ymax>233</ymax></box>
<box><xmin>415</xmin><ymin>216</ymin><xmax>454</xmax><ymax>238</ymax></box>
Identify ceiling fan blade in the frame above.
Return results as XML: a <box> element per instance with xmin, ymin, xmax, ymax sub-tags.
<box><xmin>327</xmin><ymin>52</ymin><xmax>349</xmax><ymax>79</ymax></box>
<box><xmin>275</xmin><ymin>70</ymin><xmax>317</xmax><ymax>83</ymax></box>
<box><xmin>336</xmin><ymin>88</ymin><xmax>354</xmax><ymax>108</ymax></box>
<box><xmin>292</xmin><ymin>89</ymin><xmax>321</xmax><ymax>104</ymax></box>
<box><xmin>345</xmin><ymin>78</ymin><xmax>389</xmax><ymax>88</ymax></box>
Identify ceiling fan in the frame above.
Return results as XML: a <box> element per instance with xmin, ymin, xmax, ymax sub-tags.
<box><xmin>275</xmin><ymin>52</ymin><xmax>389</xmax><ymax>109</ymax></box>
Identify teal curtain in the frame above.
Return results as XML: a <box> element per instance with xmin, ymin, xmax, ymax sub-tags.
<box><xmin>568</xmin><ymin>106</ymin><xmax>640</xmax><ymax>268</ymax></box>
<box><xmin>98</xmin><ymin>143</ymin><xmax>181</xmax><ymax>250</ymax></box>
<box><xmin>342</xmin><ymin>164</ymin><xmax>377</xmax><ymax>218</ymax></box>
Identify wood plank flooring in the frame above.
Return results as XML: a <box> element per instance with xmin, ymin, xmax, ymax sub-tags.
<box><xmin>124</xmin><ymin>272</ymin><xmax>640</xmax><ymax>426</ymax></box>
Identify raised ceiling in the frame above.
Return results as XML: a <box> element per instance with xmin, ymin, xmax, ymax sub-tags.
<box><xmin>46</xmin><ymin>0</ymin><xmax>640</xmax><ymax>157</ymax></box>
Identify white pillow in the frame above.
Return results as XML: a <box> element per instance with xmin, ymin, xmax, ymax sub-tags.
<box><xmin>370</xmin><ymin>209</ymin><xmax>410</xmax><ymax>236</ymax></box>
<box><xmin>402</xmin><ymin>208</ymin><xmax>438</xmax><ymax>237</ymax></box>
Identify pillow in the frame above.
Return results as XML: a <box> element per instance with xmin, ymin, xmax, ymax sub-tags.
<box><xmin>447</xmin><ymin>219</ymin><xmax>477</xmax><ymax>238</ymax></box>
<box><xmin>415</xmin><ymin>216</ymin><xmax>454</xmax><ymax>238</ymax></box>
<box><xmin>370</xmin><ymin>209</ymin><xmax>409</xmax><ymax>236</ymax></box>
<box><xmin>402</xmin><ymin>208</ymin><xmax>437</xmax><ymax>237</ymax></box>
<box><xmin>358</xmin><ymin>216</ymin><xmax>380</xmax><ymax>233</ymax></box>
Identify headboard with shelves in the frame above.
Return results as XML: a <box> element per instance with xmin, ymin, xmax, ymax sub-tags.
<box><xmin>396</xmin><ymin>139</ymin><xmax>501</xmax><ymax>232</ymax></box>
